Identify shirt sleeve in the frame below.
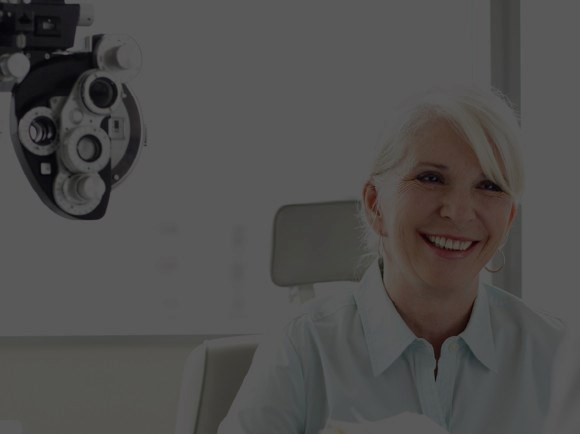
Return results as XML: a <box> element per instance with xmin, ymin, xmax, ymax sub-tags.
<box><xmin>217</xmin><ymin>329</ymin><xmax>307</xmax><ymax>434</ymax></box>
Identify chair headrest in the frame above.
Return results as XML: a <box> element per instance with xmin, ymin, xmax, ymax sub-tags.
<box><xmin>270</xmin><ymin>200</ymin><xmax>373</xmax><ymax>287</ymax></box>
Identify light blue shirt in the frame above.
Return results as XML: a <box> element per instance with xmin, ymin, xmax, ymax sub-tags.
<box><xmin>543</xmin><ymin>328</ymin><xmax>580</xmax><ymax>433</ymax></box>
<box><xmin>219</xmin><ymin>261</ymin><xmax>564</xmax><ymax>434</ymax></box>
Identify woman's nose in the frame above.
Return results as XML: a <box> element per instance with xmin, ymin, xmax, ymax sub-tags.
<box><xmin>439</xmin><ymin>188</ymin><xmax>476</xmax><ymax>225</ymax></box>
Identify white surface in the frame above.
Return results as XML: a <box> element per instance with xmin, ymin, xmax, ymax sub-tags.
<box><xmin>321</xmin><ymin>412</ymin><xmax>448</xmax><ymax>434</ymax></box>
<box><xmin>0</xmin><ymin>421</ymin><xmax>22</xmax><ymax>434</ymax></box>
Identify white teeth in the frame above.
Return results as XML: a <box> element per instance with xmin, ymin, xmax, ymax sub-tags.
<box><xmin>426</xmin><ymin>235</ymin><xmax>473</xmax><ymax>251</ymax></box>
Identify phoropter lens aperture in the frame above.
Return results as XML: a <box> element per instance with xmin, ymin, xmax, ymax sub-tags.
<box><xmin>29</xmin><ymin>116</ymin><xmax>57</xmax><ymax>146</ymax></box>
<box><xmin>88</xmin><ymin>77</ymin><xmax>118</xmax><ymax>109</ymax></box>
<box><xmin>76</xmin><ymin>135</ymin><xmax>102</xmax><ymax>163</ymax></box>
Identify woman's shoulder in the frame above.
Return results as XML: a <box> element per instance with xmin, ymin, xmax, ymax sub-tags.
<box><xmin>284</xmin><ymin>290</ymin><xmax>358</xmax><ymax>329</ymax></box>
<box><xmin>482</xmin><ymin>283</ymin><xmax>566</xmax><ymax>341</ymax></box>
<box><xmin>273</xmin><ymin>290</ymin><xmax>360</xmax><ymax>349</ymax></box>
<box><xmin>544</xmin><ymin>327</ymin><xmax>580</xmax><ymax>434</ymax></box>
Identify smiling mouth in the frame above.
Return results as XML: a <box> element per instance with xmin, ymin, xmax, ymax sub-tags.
<box><xmin>422</xmin><ymin>234</ymin><xmax>479</xmax><ymax>252</ymax></box>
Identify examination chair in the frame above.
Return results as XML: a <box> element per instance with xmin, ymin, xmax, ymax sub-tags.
<box><xmin>174</xmin><ymin>200</ymin><xmax>371</xmax><ymax>434</ymax></box>
<box><xmin>174</xmin><ymin>334</ymin><xmax>262</xmax><ymax>434</ymax></box>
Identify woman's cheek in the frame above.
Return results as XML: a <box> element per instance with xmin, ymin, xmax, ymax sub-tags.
<box><xmin>480</xmin><ymin>196</ymin><xmax>514</xmax><ymax>222</ymax></box>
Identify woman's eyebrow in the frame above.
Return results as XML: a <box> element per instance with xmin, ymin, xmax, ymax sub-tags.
<box><xmin>414</xmin><ymin>162</ymin><xmax>449</xmax><ymax>170</ymax></box>
<box><xmin>413</xmin><ymin>162</ymin><xmax>488</xmax><ymax>179</ymax></box>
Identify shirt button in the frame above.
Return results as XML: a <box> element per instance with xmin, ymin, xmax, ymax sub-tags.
<box><xmin>449</xmin><ymin>343</ymin><xmax>459</xmax><ymax>352</ymax></box>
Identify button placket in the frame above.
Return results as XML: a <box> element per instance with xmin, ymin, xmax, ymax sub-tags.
<box><xmin>411</xmin><ymin>340</ymin><xmax>446</xmax><ymax>428</ymax></box>
<box><xmin>436</xmin><ymin>339</ymin><xmax>460</xmax><ymax>429</ymax></box>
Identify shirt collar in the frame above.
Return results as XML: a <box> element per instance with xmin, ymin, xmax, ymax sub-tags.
<box><xmin>459</xmin><ymin>283</ymin><xmax>498</xmax><ymax>372</ymax></box>
<box><xmin>354</xmin><ymin>259</ymin><xmax>417</xmax><ymax>377</ymax></box>
<box><xmin>355</xmin><ymin>260</ymin><xmax>498</xmax><ymax>376</ymax></box>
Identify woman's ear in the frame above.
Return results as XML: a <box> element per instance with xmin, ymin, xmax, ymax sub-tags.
<box><xmin>362</xmin><ymin>181</ymin><xmax>385</xmax><ymax>236</ymax></box>
<box><xmin>500</xmin><ymin>203</ymin><xmax>518</xmax><ymax>247</ymax></box>
<box><xmin>507</xmin><ymin>203</ymin><xmax>518</xmax><ymax>228</ymax></box>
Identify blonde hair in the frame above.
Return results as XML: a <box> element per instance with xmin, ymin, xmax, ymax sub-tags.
<box><xmin>359</xmin><ymin>85</ymin><xmax>523</xmax><ymax>256</ymax></box>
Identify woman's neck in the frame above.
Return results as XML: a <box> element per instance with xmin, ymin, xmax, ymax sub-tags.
<box><xmin>381</xmin><ymin>265</ymin><xmax>478</xmax><ymax>360</ymax></box>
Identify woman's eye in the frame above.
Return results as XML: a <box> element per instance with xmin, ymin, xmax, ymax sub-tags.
<box><xmin>479</xmin><ymin>180</ymin><xmax>503</xmax><ymax>192</ymax></box>
<box><xmin>417</xmin><ymin>173</ymin><xmax>442</xmax><ymax>184</ymax></box>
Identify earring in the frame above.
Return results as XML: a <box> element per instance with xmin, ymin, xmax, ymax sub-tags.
<box><xmin>377</xmin><ymin>235</ymin><xmax>385</xmax><ymax>274</ymax></box>
<box><xmin>485</xmin><ymin>249</ymin><xmax>505</xmax><ymax>273</ymax></box>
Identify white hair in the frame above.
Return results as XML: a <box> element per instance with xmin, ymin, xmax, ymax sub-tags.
<box><xmin>358</xmin><ymin>85</ymin><xmax>524</xmax><ymax>257</ymax></box>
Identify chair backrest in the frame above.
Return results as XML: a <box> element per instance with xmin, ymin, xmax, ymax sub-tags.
<box><xmin>174</xmin><ymin>335</ymin><xmax>260</xmax><ymax>434</ymax></box>
<box><xmin>270</xmin><ymin>200</ymin><xmax>372</xmax><ymax>302</ymax></box>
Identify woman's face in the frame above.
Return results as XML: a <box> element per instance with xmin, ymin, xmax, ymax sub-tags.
<box><xmin>367</xmin><ymin>119</ymin><xmax>516</xmax><ymax>295</ymax></box>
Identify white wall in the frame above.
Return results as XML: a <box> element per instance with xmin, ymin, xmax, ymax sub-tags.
<box><xmin>521</xmin><ymin>3</ymin><xmax>580</xmax><ymax>326</ymax></box>
<box><xmin>0</xmin><ymin>1</ymin><xmax>485</xmax><ymax>335</ymax></box>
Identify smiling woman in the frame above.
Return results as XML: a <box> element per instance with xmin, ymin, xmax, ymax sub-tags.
<box><xmin>218</xmin><ymin>86</ymin><xmax>565</xmax><ymax>434</ymax></box>
<box><xmin>362</xmin><ymin>88</ymin><xmax>522</xmax><ymax>362</ymax></box>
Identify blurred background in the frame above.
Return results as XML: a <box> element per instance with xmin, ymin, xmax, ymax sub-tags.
<box><xmin>0</xmin><ymin>0</ymin><xmax>576</xmax><ymax>334</ymax></box>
